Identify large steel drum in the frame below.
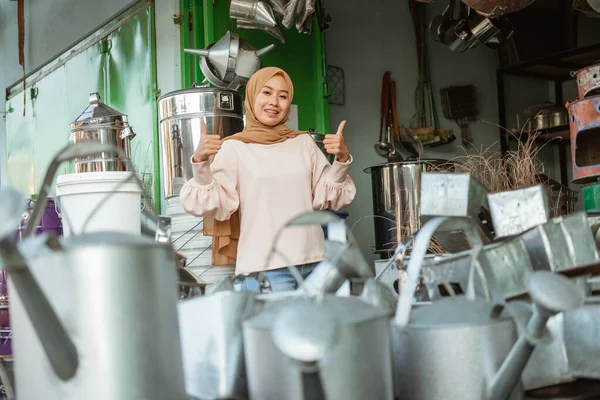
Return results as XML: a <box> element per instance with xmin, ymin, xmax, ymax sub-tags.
<box><xmin>158</xmin><ymin>86</ymin><xmax>245</xmax><ymax>198</ymax></box>
<box><xmin>364</xmin><ymin>160</ymin><xmax>455</xmax><ymax>255</ymax></box>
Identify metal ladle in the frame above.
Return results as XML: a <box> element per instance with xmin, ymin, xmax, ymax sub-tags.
<box><xmin>374</xmin><ymin>125</ymin><xmax>393</xmax><ymax>157</ymax></box>
<box><xmin>272</xmin><ymin>300</ymin><xmax>340</xmax><ymax>400</ymax></box>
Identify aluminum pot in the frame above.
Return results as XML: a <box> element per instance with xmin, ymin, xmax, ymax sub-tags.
<box><xmin>158</xmin><ymin>86</ymin><xmax>244</xmax><ymax>198</ymax></box>
<box><xmin>70</xmin><ymin>93</ymin><xmax>136</xmax><ymax>173</ymax></box>
<box><xmin>364</xmin><ymin>160</ymin><xmax>455</xmax><ymax>255</ymax></box>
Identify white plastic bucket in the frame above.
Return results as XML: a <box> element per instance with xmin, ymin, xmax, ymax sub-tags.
<box><xmin>56</xmin><ymin>171</ymin><xmax>143</xmax><ymax>236</ymax></box>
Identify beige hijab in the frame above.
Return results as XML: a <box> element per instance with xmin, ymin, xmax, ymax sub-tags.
<box><xmin>204</xmin><ymin>66</ymin><xmax>307</xmax><ymax>266</ymax></box>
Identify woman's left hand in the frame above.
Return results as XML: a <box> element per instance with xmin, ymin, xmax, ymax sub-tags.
<box><xmin>323</xmin><ymin>120</ymin><xmax>350</xmax><ymax>163</ymax></box>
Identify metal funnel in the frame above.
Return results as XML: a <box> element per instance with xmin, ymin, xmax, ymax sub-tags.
<box><xmin>237</xmin><ymin>19</ymin><xmax>286</xmax><ymax>43</ymax></box>
<box><xmin>269</xmin><ymin>0</ymin><xmax>286</xmax><ymax>16</ymax></box>
<box><xmin>185</xmin><ymin>31</ymin><xmax>237</xmax><ymax>83</ymax></box>
<box><xmin>230</xmin><ymin>0</ymin><xmax>277</xmax><ymax>28</ymax></box>
<box><xmin>186</xmin><ymin>31</ymin><xmax>275</xmax><ymax>90</ymax></box>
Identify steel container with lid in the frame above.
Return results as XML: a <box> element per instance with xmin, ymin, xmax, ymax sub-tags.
<box><xmin>70</xmin><ymin>93</ymin><xmax>136</xmax><ymax>173</ymax></box>
<box><xmin>158</xmin><ymin>86</ymin><xmax>244</xmax><ymax>198</ymax></box>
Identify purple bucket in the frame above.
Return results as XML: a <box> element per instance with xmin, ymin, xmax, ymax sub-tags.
<box><xmin>0</xmin><ymin>328</ymin><xmax>12</xmax><ymax>357</ymax></box>
<box><xmin>0</xmin><ymin>303</ymin><xmax>10</xmax><ymax>357</ymax></box>
<box><xmin>16</xmin><ymin>197</ymin><xmax>63</xmax><ymax>241</ymax></box>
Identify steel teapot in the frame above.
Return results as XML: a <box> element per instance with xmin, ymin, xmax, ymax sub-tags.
<box><xmin>392</xmin><ymin>216</ymin><xmax>585</xmax><ymax>400</ymax></box>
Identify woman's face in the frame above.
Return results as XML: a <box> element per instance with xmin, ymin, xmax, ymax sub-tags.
<box><xmin>253</xmin><ymin>74</ymin><xmax>291</xmax><ymax>126</ymax></box>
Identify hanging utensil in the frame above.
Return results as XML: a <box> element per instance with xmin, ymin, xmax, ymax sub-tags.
<box><xmin>375</xmin><ymin>72</ymin><xmax>392</xmax><ymax>157</ymax></box>
<box><xmin>440</xmin><ymin>85</ymin><xmax>478</xmax><ymax>148</ymax></box>
<box><xmin>282</xmin><ymin>0</ymin><xmax>302</xmax><ymax>29</ymax></box>
<box><xmin>391</xmin><ymin>79</ymin><xmax>423</xmax><ymax>159</ymax></box>
<box><xmin>230</xmin><ymin>0</ymin><xmax>278</xmax><ymax>27</ymax></box>
<box><xmin>269</xmin><ymin>0</ymin><xmax>287</xmax><ymax>16</ymax></box>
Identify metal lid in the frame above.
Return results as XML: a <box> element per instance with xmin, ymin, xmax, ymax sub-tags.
<box><xmin>409</xmin><ymin>296</ymin><xmax>512</xmax><ymax>327</ymax></box>
<box><xmin>363</xmin><ymin>159</ymin><xmax>456</xmax><ymax>174</ymax></box>
<box><xmin>71</xmin><ymin>92</ymin><xmax>128</xmax><ymax>126</ymax></box>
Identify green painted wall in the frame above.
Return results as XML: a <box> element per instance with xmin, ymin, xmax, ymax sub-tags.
<box><xmin>5</xmin><ymin>4</ymin><xmax>159</xmax><ymax>209</ymax></box>
<box><xmin>181</xmin><ymin>0</ymin><xmax>330</xmax><ymax>134</ymax></box>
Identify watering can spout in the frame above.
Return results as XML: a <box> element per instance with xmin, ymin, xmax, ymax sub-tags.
<box><xmin>487</xmin><ymin>271</ymin><xmax>585</xmax><ymax>400</ymax></box>
<box><xmin>0</xmin><ymin>188</ymin><xmax>79</xmax><ymax>381</ymax></box>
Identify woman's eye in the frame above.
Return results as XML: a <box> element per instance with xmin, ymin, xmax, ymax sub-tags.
<box><xmin>262</xmin><ymin>91</ymin><xmax>271</xmax><ymax>95</ymax></box>
<box><xmin>279</xmin><ymin>95</ymin><xmax>287</xmax><ymax>100</ymax></box>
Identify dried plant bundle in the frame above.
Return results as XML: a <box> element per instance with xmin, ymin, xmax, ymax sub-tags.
<box><xmin>437</xmin><ymin>129</ymin><xmax>575</xmax><ymax>217</ymax></box>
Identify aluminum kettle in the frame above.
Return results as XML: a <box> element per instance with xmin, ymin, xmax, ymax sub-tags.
<box><xmin>392</xmin><ymin>216</ymin><xmax>585</xmax><ymax>400</ymax></box>
<box><xmin>0</xmin><ymin>142</ymin><xmax>188</xmax><ymax>400</ymax></box>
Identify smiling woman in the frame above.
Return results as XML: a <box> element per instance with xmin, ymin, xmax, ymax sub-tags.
<box><xmin>179</xmin><ymin>66</ymin><xmax>357</xmax><ymax>292</ymax></box>
<box><xmin>254</xmin><ymin>75</ymin><xmax>291</xmax><ymax>126</ymax></box>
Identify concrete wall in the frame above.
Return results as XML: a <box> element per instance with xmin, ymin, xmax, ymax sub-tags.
<box><xmin>0</xmin><ymin>0</ymin><xmax>180</xmax><ymax>186</ymax></box>
<box><xmin>325</xmin><ymin>0</ymin><xmax>600</xmax><ymax>265</ymax></box>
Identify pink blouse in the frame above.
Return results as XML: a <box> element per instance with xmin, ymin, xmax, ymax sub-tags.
<box><xmin>179</xmin><ymin>134</ymin><xmax>356</xmax><ymax>275</ymax></box>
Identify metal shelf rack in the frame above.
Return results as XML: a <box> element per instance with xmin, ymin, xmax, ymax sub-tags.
<box><xmin>496</xmin><ymin>42</ymin><xmax>600</xmax><ymax>186</ymax></box>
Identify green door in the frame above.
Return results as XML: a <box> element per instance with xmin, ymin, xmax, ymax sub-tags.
<box><xmin>179</xmin><ymin>0</ymin><xmax>330</xmax><ymax>134</ymax></box>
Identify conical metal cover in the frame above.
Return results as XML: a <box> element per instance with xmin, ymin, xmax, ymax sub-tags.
<box><xmin>236</xmin><ymin>19</ymin><xmax>285</xmax><ymax>43</ymax></box>
<box><xmin>72</xmin><ymin>93</ymin><xmax>126</xmax><ymax>124</ymax></box>
<box><xmin>230</xmin><ymin>0</ymin><xmax>277</xmax><ymax>27</ymax></box>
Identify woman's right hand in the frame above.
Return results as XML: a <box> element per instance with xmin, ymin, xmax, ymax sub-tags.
<box><xmin>192</xmin><ymin>121</ymin><xmax>222</xmax><ymax>163</ymax></box>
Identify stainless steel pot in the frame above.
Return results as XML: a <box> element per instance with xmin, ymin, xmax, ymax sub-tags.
<box><xmin>70</xmin><ymin>93</ymin><xmax>136</xmax><ymax>173</ymax></box>
<box><xmin>364</xmin><ymin>160</ymin><xmax>455</xmax><ymax>255</ymax></box>
<box><xmin>523</xmin><ymin>103</ymin><xmax>568</xmax><ymax>130</ymax></box>
<box><xmin>158</xmin><ymin>86</ymin><xmax>244</xmax><ymax>198</ymax></box>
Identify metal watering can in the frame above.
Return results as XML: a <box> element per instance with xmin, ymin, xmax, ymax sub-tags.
<box><xmin>242</xmin><ymin>211</ymin><xmax>395</xmax><ymax>400</ymax></box>
<box><xmin>392</xmin><ymin>216</ymin><xmax>585</xmax><ymax>400</ymax></box>
<box><xmin>0</xmin><ymin>142</ymin><xmax>188</xmax><ymax>400</ymax></box>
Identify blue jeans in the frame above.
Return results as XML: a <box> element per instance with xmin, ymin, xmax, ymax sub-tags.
<box><xmin>236</xmin><ymin>262</ymin><xmax>319</xmax><ymax>293</ymax></box>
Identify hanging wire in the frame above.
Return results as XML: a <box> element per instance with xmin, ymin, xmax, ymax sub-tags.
<box><xmin>409</xmin><ymin>0</ymin><xmax>440</xmax><ymax>131</ymax></box>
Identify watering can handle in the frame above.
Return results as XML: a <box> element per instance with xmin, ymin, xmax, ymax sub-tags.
<box><xmin>393</xmin><ymin>216</ymin><xmax>503</xmax><ymax>327</ymax></box>
<box><xmin>264</xmin><ymin>210</ymin><xmax>371</xmax><ymax>295</ymax></box>
<box><xmin>26</xmin><ymin>141</ymin><xmax>155</xmax><ymax>238</ymax></box>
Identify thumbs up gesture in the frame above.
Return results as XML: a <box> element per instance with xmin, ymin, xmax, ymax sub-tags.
<box><xmin>323</xmin><ymin>120</ymin><xmax>350</xmax><ymax>163</ymax></box>
<box><xmin>192</xmin><ymin>120</ymin><xmax>223</xmax><ymax>163</ymax></box>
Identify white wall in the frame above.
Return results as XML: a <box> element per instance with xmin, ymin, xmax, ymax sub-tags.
<box><xmin>325</xmin><ymin>0</ymin><xmax>600</xmax><ymax>265</ymax></box>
